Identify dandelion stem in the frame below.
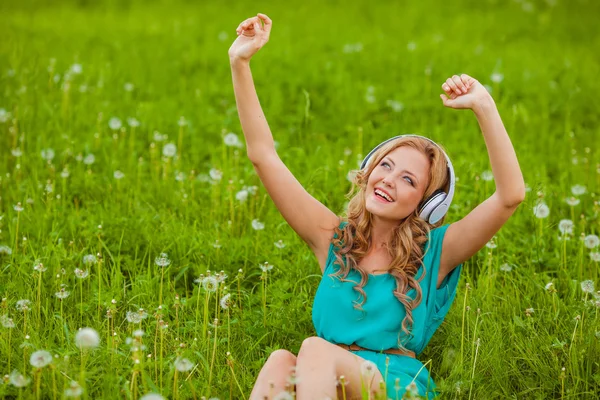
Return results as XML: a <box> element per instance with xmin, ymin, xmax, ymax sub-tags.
<box><xmin>460</xmin><ymin>284</ymin><xmax>469</xmax><ymax>370</ymax></box>
<box><xmin>173</xmin><ymin>370</ymin><xmax>178</xmax><ymax>400</ymax></box>
<box><xmin>468</xmin><ymin>339</ymin><xmax>481</xmax><ymax>400</ymax></box>
<box><xmin>208</xmin><ymin>320</ymin><xmax>218</xmax><ymax>389</ymax></box>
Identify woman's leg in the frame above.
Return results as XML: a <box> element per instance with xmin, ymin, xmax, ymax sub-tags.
<box><xmin>295</xmin><ymin>337</ymin><xmax>385</xmax><ymax>400</ymax></box>
<box><xmin>249</xmin><ymin>349</ymin><xmax>297</xmax><ymax>400</ymax></box>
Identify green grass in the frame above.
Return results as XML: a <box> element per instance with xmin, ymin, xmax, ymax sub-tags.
<box><xmin>0</xmin><ymin>0</ymin><xmax>599</xmax><ymax>398</ymax></box>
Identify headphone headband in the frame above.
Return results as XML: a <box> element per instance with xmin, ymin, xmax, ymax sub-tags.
<box><xmin>360</xmin><ymin>134</ymin><xmax>456</xmax><ymax>224</ymax></box>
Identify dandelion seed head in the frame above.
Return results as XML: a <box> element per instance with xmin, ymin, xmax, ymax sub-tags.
<box><xmin>581</xmin><ymin>280</ymin><xmax>595</xmax><ymax>294</ymax></box>
<box><xmin>202</xmin><ymin>276</ymin><xmax>218</xmax><ymax>293</ymax></box>
<box><xmin>114</xmin><ymin>170</ymin><xmax>125</xmax><ymax>180</ymax></box>
<box><xmin>64</xmin><ymin>381</ymin><xmax>83</xmax><ymax>397</ymax></box>
<box><xmin>162</xmin><ymin>143</ymin><xmax>177</xmax><ymax>158</ymax></box>
<box><xmin>571</xmin><ymin>184</ymin><xmax>587</xmax><ymax>196</ymax></box>
<box><xmin>235</xmin><ymin>189</ymin><xmax>249</xmax><ymax>202</ymax></box>
<box><xmin>174</xmin><ymin>357</ymin><xmax>194</xmax><ymax>372</ymax></box>
<box><xmin>140</xmin><ymin>394</ymin><xmax>165</xmax><ymax>400</ymax></box>
<box><xmin>41</xmin><ymin>148</ymin><xmax>55</xmax><ymax>161</ymax></box>
<box><xmin>108</xmin><ymin>117</ymin><xmax>122</xmax><ymax>130</ymax></box>
<box><xmin>16</xmin><ymin>299</ymin><xmax>31</xmax><ymax>312</ymax></box>
<box><xmin>491</xmin><ymin>72</ymin><xmax>504</xmax><ymax>83</ymax></box>
<box><xmin>274</xmin><ymin>240</ymin><xmax>286</xmax><ymax>249</ymax></box>
<box><xmin>558</xmin><ymin>219</ymin><xmax>574</xmax><ymax>235</ymax></box>
<box><xmin>154</xmin><ymin>253</ymin><xmax>171</xmax><ymax>267</ymax></box>
<box><xmin>481</xmin><ymin>170</ymin><xmax>494</xmax><ymax>181</ymax></box>
<box><xmin>1</xmin><ymin>314</ymin><xmax>15</xmax><ymax>328</ymax></box>
<box><xmin>83</xmin><ymin>254</ymin><xmax>98</xmax><ymax>265</ymax></box>
<box><xmin>219</xmin><ymin>293</ymin><xmax>231</xmax><ymax>310</ymax></box>
<box><xmin>251</xmin><ymin>219</ymin><xmax>265</xmax><ymax>230</ymax></box>
<box><xmin>74</xmin><ymin>268</ymin><xmax>89</xmax><ymax>279</ymax></box>
<box><xmin>360</xmin><ymin>360</ymin><xmax>377</xmax><ymax>380</ymax></box>
<box><xmin>533</xmin><ymin>201</ymin><xmax>550</xmax><ymax>218</ymax></box>
<box><xmin>75</xmin><ymin>327</ymin><xmax>100</xmax><ymax>349</ymax></box>
<box><xmin>30</xmin><ymin>350</ymin><xmax>53</xmax><ymax>368</ymax></box>
<box><xmin>565</xmin><ymin>196</ymin><xmax>580</xmax><ymax>206</ymax></box>
<box><xmin>0</xmin><ymin>245</ymin><xmax>13</xmax><ymax>255</ymax></box>
<box><xmin>584</xmin><ymin>235</ymin><xmax>599</xmax><ymax>249</ymax></box>
<box><xmin>590</xmin><ymin>252</ymin><xmax>600</xmax><ymax>262</ymax></box>
<box><xmin>9</xmin><ymin>370</ymin><xmax>30</xmax><ymax>387</ymax></box>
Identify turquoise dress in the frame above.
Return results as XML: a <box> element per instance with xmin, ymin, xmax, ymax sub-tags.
<box><xmin>312</xmin><ymin>221</ymin><xmax>463</xmax><ymax>399</ymax></box>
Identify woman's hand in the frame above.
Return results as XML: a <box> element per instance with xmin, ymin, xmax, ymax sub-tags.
<box><xmin>440</xmin><ymin>74</ymin><xmax>493</xmax><ymax>111</ymax></box>
<box><xmin>228</xmin><ymin>13</ymin><xmax>272</xmax><ymax>63</ymax></box>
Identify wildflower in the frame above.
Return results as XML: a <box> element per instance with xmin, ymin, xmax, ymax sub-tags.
<box><xmin>260</xmin><ymin>262</ymin><xmax>274</xmax><ymax>273</ymax></box>
<box><xmin>209</xmin><ymin>168</ymin><xmax>223</xmax><ymax>181</ymax></box>
<box><xmin>30</xmin><ymin>350</ymin><xmax>52</xmax><ymax>368</ymax></box>
<box><xmin>360</xmin><ymin>360</ymin><xmax>377</xmax><ymax>381</ymax></box>
<box><xmin>571</xmin><ymin>184</ymin><xmax>586</xmax><ymax>196</ymax></box>
<box><xmin>126</xmin><ymin>311</ymin><xmax>143</xmax><ymax>324</ymax></box>
<box><xmin>133</xmin><ymin>329</ymin><xmax>144</xmax><ymax>338</ymax></box>
<box><xmin>499</xmin><ymin>263</ymin><xmax>512</xmax><ymax>272</ymax></box>
<box><xmin>220</xmin><ymin>293</ymin><xmax>231</xmax><ymax>310</ymax></box>
<box><xmin>83</xmin><ymin>254</ymin><xmax>98</xmax><ymax>265</ymax></box>
<box><xmin>273</xmin><ymin>392</ymin><xmax>294</xmax><ymax>400</ymax></box>
<box><xmin>565</xmin><ymin>196</ymin><xmax>580</xmax><ymax>206</ymax></box>
<box><xmin>223</xmin><ymin>132</ymin><xmax>243</xmax><ymax>148</ymax></box>
<box><xmin>64</xmin><ymin>381</ymin><xmax>83</xmax><ymax>397</ymax></box>
<box><xmin>584</xmin><ymin>235</ymin><xmax>599</xmax><ymax>249</ymax></box>
<box><xmin>9</xmin><ymin>370</ymin><xmax>30</xmax><ymax>387</ymax></box>
<box><xmin>274</xmin><ymin>240</ymin><xmax>286</xmax><ymax>249</ymax></box>
<box><xmin>140</xmin><ymin>394</ymin><xmax>164</xmax><ymax>400</ymax></box>
<box><xmin>235</xmin><ymin>189</ymin><xmax>249</xmax><ymax>202</ymax></box>
<box><xmin>591</xmin><ymin>252</ymin><xmax>600</xmax><ymax>262</ymax></box>
<box><xmin>1</xmin><ymin>314</ymin><xmax>15</xmax><ymax>328</ymax></box>
<box><xmin>252</xmin><ymin>219</ymin><xmax>265</xmax><ymax>230</ymax></box>
<box><xmin>216</xmin><ymin>272</ymin><xmax>228</xmax><ymax>283</ymax></box>
<box><xmin>154</xmin><ymin>253</ymin><xmax>171</xmax><ymax>267</ymax></box>
<box><xmin>481</xmin><ymin>170</ymin><xmax>494</xmax><ymax>181</ymax></box>
<box><xmin>127</xmin><ymin>117</ymin><xmax>140</xmax><ymax>127</ymax></box>
<box><xmin>533</xmin><ymin>201</ymin><xmax>550</xmax><ymax>218</ymax></box>
<box><xmin>108</xmin><ymin>117</ymin><xmax>122</xmax><ymax>130</ymax></box>
<box><xmin>0</xmin><ymin>245</ymin><xmax>13</xmax><ymax>255</ymax></box>
<box><xmin>55</xmin><ymin>288</ymin><xmax>70</xmax><ymax>299</ymax></box>
<box><xmin>83</xmin><ymin>154</ymin><xmax>95</xmax><ymax>165</ymax></box>
<box><xmin>202</xmin><ymin>276</ymin><xmax>218</xmax><ymax>293</ymax></box>
<box><xmin>114</xmin><ymin>170</ymin><xmax>125</xmax><ymax>180</ymax></box>
<box><xmin>174</xmin><ymin>357</ymin><xmax>194</xmax><ymax>372</ymax></box>
<box><xmin>490</xmin><ymin>72</ymin><xmax>504</xmax><ymax>83</ymax></box>
<box><xmin>33</xmin><ymin>261</ymin><xmax>46</xmax><ymax>272</ymax></box>
<box><xmin>16</xmin><ymin>299</ymin><xmax>31</xmax><ymax>312</ymax></box>
<box><xmin>581</xmin><ymin>280</ymin><xmax>595</xmax><ymax>294</ymax></box>
<box><xmin>75</xmin><ymin>327</ymin><xmax>100</xmax><ymax>349</ymax></box>
<box><xmin>558</xmin><ymin>219</ymin><xmax>574</xmax><ymax>235</ymax></box>
<box><xmin>14</xmin><ymin>202</ymin><xmax>24</xmax><ymax>212</ymax></box>
<box><xmin>162</xmin><ymin>143</ymin><xmax>177</xmax><ymax>158</ymax></box>
<box><xmin>74</xmin><ymin>268</ymin><xmax>89</xmax><ymax>279</ymax></box>
<box><xmin>485</xmin><ymin>237</ymin><xmax>497</xmax><ymax>249</ymax></box>
<box><xmin>405</xmin><ymin>381</ymin><xmax>420</xmax><ymax>397</ymax></box>
<box><xmin>41</xmin><ymin>148</ymin><xmax>55</xmax><ymax>161</ymax></box>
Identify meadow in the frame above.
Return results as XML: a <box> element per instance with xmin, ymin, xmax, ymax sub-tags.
<box><xmin>0</xmin><ymin>0</ymin><xmax>599</xmax><ymax>398</ymax></box>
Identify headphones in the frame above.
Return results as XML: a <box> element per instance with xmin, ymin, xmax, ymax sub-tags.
<box><xmin>360</xmin><ymin>134</ymin><xmax>456</xmax><ymax>225</ymax></box>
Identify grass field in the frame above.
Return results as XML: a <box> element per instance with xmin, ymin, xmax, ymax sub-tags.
<box><xmin>1</xmin><ymin>0</ymin><xmax>599</xmax><ymax>398</ymax></box>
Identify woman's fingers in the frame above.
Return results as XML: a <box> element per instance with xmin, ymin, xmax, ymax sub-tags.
<box><xmin>451</xmin><ymin>75</ymin><xmax>467</xmax><ymax>93</ymax></box>
<box><xmin>445</xmin><ymin>77</ymin><xmax>461</xmax><ymax>94</ymax></box>
<box><xmin>257</xmin><ymin>13</ymin><xmax>272</xmax><ymax>33</ymax></box>
<box><xmin>236</xmin><ymin>16</ymin><xmax>260</xmax><ymax>34</ymax></box>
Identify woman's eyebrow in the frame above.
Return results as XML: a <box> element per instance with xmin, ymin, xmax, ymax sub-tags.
<box><xmin>383</xmin><ymin>157</ymin><xmax>419</xmax><ymax>184</ymax></box>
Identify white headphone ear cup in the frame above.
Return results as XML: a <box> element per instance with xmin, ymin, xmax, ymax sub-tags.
<box><xmin>419</xmin><ymin>192</ymin><xmax>447</xmax><ymax>223</ymax></box>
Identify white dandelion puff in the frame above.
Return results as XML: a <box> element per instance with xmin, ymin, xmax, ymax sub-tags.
<box><xmin>83</xmin><ymin>254</ymin><xmax>98</xmax><ymax>265</ymax></box>
<box><xmin>108</xmin><ymin>117</ymin><xmax>122</xmax><ymax>130</ymax></box>
<box><xmin>581</xmin><ymin>280</ymin><xmax>595</xmax><ymax>294</ymax></box>
<box><xmin>565</xmin><ymin>196</ymin><xmax>580</xmax><ymax>206</ymax></box>
<box><xmin>219</xmin><ymin>293</ymin><xmax>231</xmax><ymax>310</ymax></box>
<box><xmin>83</xmin><ymin>154</ymin><xmax>95</xmax><ymax>165</ymax></box>
<box><xmin>545</xmin><ymin>282</ymin><xmax>554</xmax><ymax>291</ymax></box>
<box><xmin>75</xmin><ymin>328</ymin><xmax>100</xmax><ymax>349</ymax></box>
<box><xmin>41</xmin><ymin>148</ymin><xmax>55</xmax><ymax>161</ymax></box>
<box><xmin>360</xmin><ymin>360</ymin><xmax>377</xmax><ymax>381</ymax></box>
<box><xmin>174</xmin><ymin>357</ymin><xmax>194</xmax><ymax>372</ymax></box>
<box><xmin>154</xmin><ymin>253</ymin><xmax>171</xmax><ymax>267</ymax></box>
<box><xmin>114</xmin><ymin>170</ymin><xmax>125</xmax><ymax>180</ymax></box>
<box><xmin>209</xmin><ymin>168</ymin><xmax>223</xmax><ymax>181</ymax></box>
<box><xmin>202</xmin><ymin>276</ymin><xmax>218</xmax><ymax>293</ymax></box>
<box><xmin>485</xmin><ymin>237</ymin><xmax>497</xmax><ymax>249</ymax></box>
<box><xmin>127</xmin><ymin>117</ymin><xmax>140</xmax><ymax>127</ymax></box>
<box><xmin>274</xmin><ymin>240</ymin><xmax>286</xmax><ymax>249</ymax></box>
<box><xmin>533</xmin><ymin>201</ymin><xmax>550</xmax><ymax>219</ymax></box>
<box><xmin>590</xmin><ymin>252</ymin><xmax>600</xmax><ymax>262</ymax></box>
<box><xmin>260</xmin><ymin>262</ymin><xmax>273</xmax><ymax>272</ymax></box>
<box><xmin>64</xmin><ymin>381</ymin><xmax>83</xmax><ymax>397</ymax></box>
<box><xmin>212</xmin><ymin>239</ymin><xmax>222</xmax><ymax>249</ymax></box>
<box><xmin>124</xmin><ymin>82</ymin><xmax>134</xmax><ymax>92</ymax></box>
<box><xmin>584</xmin><ymin>235</ymin><xmax>599</xmax><ymax>249</ymax></box>
<box><xmin>30</xmin><ymin>350</ymin><xmax>53</xmax><ymax>368</ymax></box>
<box><xmin>126</xmin><ymin>311</ymin><xmax>143</xmax><ymax>324</ymax></box>
<box><xmin>74</xmin><ymin>268</ymin><xmax>89</xmax><ymax>279</ymax></box>
<box><xmin>490</xmin><ymin>72</ymin><xmax>504</xmax><ymax>83</ymax></box>
<box><xmin>11</xmin><ymin>148</ymin><xmax>22</xmax><ymax>157</ymax></box>
<box><xmin>9</xmin><ymin>370</ymin><xmax>30</xmax><ymax>387</ymax></box>
<box><xmin>1</xmin><ymin>314</ymin><xmax>15</xmax><ymax>328</ymax></box>
<box><xmin>162</xmin><ymin>143</ymin><xmax>177</xmax><ymax>158</ymax></box>
<box><xmin>0</xmin><ymin>245</ymin><xmax>13</xmax><ymax>255</ymax></box>
<box><xmin>16</xmin><ymin>299</ymin><xmax>31</xmax><ymax>312</ymax></box>
<box><xmin>571</xmin><ymin>184</ymin><xmax>586</xmax><ymax>196</ymax></box>
<box><xmin>140</xmin><ymin>394</ymin><xmax>165</xmax><ymax>400</ymax></box>
<box><xmin>55</xmin><ymin>289</ymin><xmax>70</xmax><ymax>299</ymax></box>
<box><xmin>235</xmin><ymin>189</ymin><xmax>249</xmax><ymax>202</ymax></box>
<box><xmin>481</xmin><ymin>170</ymin><xmax>494</xmax><ymax>181</ymax></box>
<box><xmin>251</xmin><ymin>219</ymin><xmax>265</xmax><ymax>230</ymax></box>
<box><xmin>499</xmin><ymin>263</ymin><xmax>512</xmax><ymax>272</ymax></box>
<box><xmin>224</xmin><ymin>132</ymin><xmax>243</xmax><ymax>148</ymax></box>
<box><xmin>558</xmin><ymin>219</ymin><xmax>574</xmax><ymax>235</ymax></box>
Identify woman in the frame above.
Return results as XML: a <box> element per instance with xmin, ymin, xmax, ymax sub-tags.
<box><xmin>229</xmin><ymin>13</ymin><xmax>525</xmax><ymax>400</ymax></box>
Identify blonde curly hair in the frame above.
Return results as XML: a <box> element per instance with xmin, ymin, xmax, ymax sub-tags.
<box><xmin>329</xmin><ymin>136</ymin><xmax>451</xmax><ymax>350</ymax></box>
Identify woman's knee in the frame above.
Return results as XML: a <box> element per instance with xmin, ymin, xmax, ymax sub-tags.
<box><xmin>266</xmin><ymin>349</ymin><xmax>297</xmax><ymax>367</ymax></box>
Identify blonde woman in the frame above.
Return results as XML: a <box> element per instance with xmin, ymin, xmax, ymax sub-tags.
<box><xmin>229</xmin><ymin>13</ymin><xmax>525</xmax><ymax>400</ymax></box>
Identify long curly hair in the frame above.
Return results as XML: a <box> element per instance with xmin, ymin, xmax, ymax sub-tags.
<box><xmin>329</xmin><ymin>136</ymin><xmax>451</xmax><ymax>350</ymax></box>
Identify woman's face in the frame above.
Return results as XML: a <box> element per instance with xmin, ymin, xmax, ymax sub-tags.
<box><xmin>365</xmin><ymin>146</ymin><xmax>431</xmax><ymax>222</ymax></box>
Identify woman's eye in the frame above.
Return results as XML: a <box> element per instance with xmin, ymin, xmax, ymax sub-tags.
<box><xmin>381</xmin><ymin>161</ymin><xmax>390</xmax><ymax>169</ymax></box>
<box><xmin>404</xmin><ymin>177</ymin><xmax>414</xmax><ymax>186</ymax></box>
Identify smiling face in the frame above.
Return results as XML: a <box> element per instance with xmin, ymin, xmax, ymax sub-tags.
<box><xmin>365</xmin><ymin>145</ymin><xmax>431</xmax><ymax>222</ymax></box>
